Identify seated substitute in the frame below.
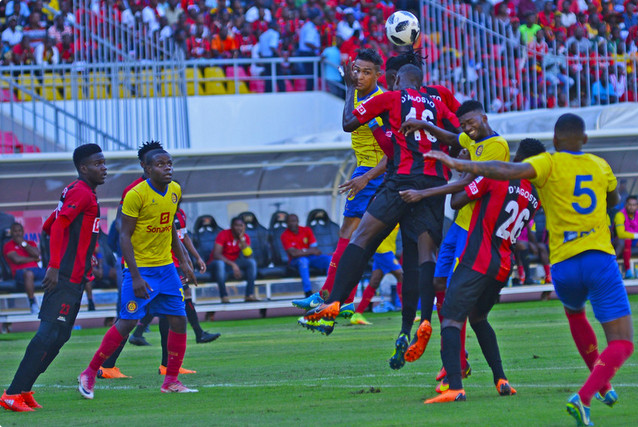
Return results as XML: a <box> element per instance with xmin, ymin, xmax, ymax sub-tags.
<box><xmin>209</xmin><ymin>216</ymin><xmax>259</xmax><ymax>302</ymax></box>
<box><xmin>613</xmin><ymin>195</ymin><xmax>638</xmax><ymax>279</ymax></box>
<box><xmin>3</xmin><ymin>222</ymin><xmax>46</xmax><ymax>313</ymax></box>
<box><xmin>281</xmin><ymin>214</ymin><xmax>331</xmax><ymax>297</ymax></box>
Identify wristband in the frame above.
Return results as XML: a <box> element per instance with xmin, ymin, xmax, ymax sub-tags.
<box><xmin>242</xmin><ymin>246</ymin><xmax>253</xmax><ymax>257</ymax></box>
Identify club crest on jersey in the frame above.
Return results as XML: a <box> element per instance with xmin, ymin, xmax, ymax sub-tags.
<box><xmin>469</xmin><ymin>177</ymin><xmax>483</xmax><ymax>195</ymax></box>
<box><xmin>475</xmin><ymin>145</ymin><xmax>484</xmax><ymax>157</ymax></box>
<box><xmin>160</xmin><ymin>212</ymin><xmax>170</xmax><ymax>224</ymax></box>
<box><xmin>356</xmin><ymin>104</ymin><xmax>366</xmax><ymax>115</ymax></box>
<box><xmin>92</xmin><ymin>218</ymin><xmax>100</xmax><ymax>233</ymax></box>
<box><xmin>171</xmin><ymin>192</ymin><xmax>178</xmax><ymax>204</ymax></box>
<box><xmin>126</xmin><ymin>301</ymin><xmax>138</xmax><ymax>313</ymax></box>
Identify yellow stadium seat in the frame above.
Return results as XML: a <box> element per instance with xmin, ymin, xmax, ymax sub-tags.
<box><xmin>135</xmin><ymin>69</ymin><xmax>157</xmax><ymax>97</ymax></box>
<box><xmin>116</xmin><ymin>71</ymin><xmax>135</xmax><ymax>99</ymax></box>
<box><xmin>16</xmin><ymin>74</ymin><xmax>38</xmax><ymax>101</ymax></box>
<box><xmin>161</xmin><ymin>68</ymin><xmax>180</xmax><ymax>97</ymax></box>
<box><xmin>185</xmin><ymin>67</ymin><xmax>202</xmax><ymax>96</ymax></box>
<box><xmin>203</xmin><ymin>67</ymin><xmax>227</xmax><ymax>95</ymax></box>
<box><xmin>88</xmin><ymin>72</ymin><xmax>110</xmax><ymax>99</ymax></box>
<box><xmin>42</xmin><ymin>73</ymin><xmax>63</xmax><ymax>101</ymax></box>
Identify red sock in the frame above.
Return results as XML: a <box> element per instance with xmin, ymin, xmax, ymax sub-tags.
<box><xmin>579</xmin><ymin>340</ymin><xmax>634</xmax><ymax>406</ymax></box>
<box><xmin>623</xmin><ymin>240</ymin><xmax>631</xmax><ymax>271</ymax></box>
<box><xmin>345</xmin><ymin>282</ymin><xmax>358</xmax><ymax>304</ymax></box>
<box><xmin>460</xmin><ymin>319</ymin><xmax>468</xmax><ymax>371</ymax></box>
<box><xmin>164</xmin><ymin>330</ymin><xmax>187</xmax><ymax>385</ymax></box>
<box><xmin>88</xmin><ymin>326</ymin><xmax>125</xmax><ymax>373</ymax></box>
<box><xmin>518</xmin><ymin>265</ymin><xmax>526</xmax><ymax>283</ymax></box>
<box><xmin>321</xmin><ymin>238</ymin><xmax>350</xmax><ymax>294</ymax></box>
<box><xmin>543</xmin><ymin>265</ymin><xmax>552</xmax><ymax>282</ymax></box>
<box><xmin>565</xmin><ymin>310</ymin><xmax>600</xmax><ymax>371</ymax></box>
<box><xmin>396</xmin><ymin>281</ymin><xmax>402</xmax><ymax>305</ymax></box>
<box><xmin>435</xmin><ymin>291</ymin><xmax>445</xmax><ymax>326</ymax></box>
<box><xmin>356</xmin><ymin>284</ymin><xmax>376</xmax><ymax>314</ymax></box>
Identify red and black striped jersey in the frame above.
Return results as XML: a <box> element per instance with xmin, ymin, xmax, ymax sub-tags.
<box><xmin>42</xmin><ymin>179</ymin><xmax>101</xmax><ymax>284</ymax></box>
<box><xmin>423</xmin><ymin>85</ymin><xmax>461</xmax><ymax>114</ymax></box>
<box><xmin>353</xmin><ymin>88</ymin><xmax>459</xmax><ymax>180</ymax></box>
<box><xmin>120</xmin><ymin>176</ymin><xmax>144</xmax><ymax>205</ymax></box>
<box><xmin>459</xmin><ymin>176</ymin><xmax>540</xmax><ymax>282</ymax></box>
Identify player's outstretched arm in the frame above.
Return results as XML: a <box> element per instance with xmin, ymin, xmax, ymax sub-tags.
<box><xmin>400</xmin><ymin>119</ymin><xmax>461</xmax><ymax>150</ymax></box>
<box><xmin>342</xmin><ymin>61</ymin><xmax>363</xmax><ymax>132</ymax></box>
<box><xmin>424</xmin><ymin>151</ymin><xmax>537</xmax><ymax>181</ymax></box>
<box><xmin>172</xmin><ymin>227</ymin><xmax>197</xmax><ymax>286</ymax></box>
<box><xmin>339</xmin><ymin>156</ymin><xmax>387</xmax><ymax>198</ymax></box>
<box><xmin>399</xmin><ymin>172</ymin><xmax>476</xmax><ymax>203</ymax></box>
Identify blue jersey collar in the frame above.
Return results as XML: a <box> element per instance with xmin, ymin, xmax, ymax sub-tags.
<box><xmin>561</xmin><ymin>150</ymin><xmax>584</xmax><ymax>155</ymax></box>
<box><xmin>357</xmin><ymin>86</ymin><xmax>379</xmax><ymax>102</ymax></box>
<box><xmin>146</xmin><ymin>179</ymin><xmax>168</xmax><ymax>196</ymax></box>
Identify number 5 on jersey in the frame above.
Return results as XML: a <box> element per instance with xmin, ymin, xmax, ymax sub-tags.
<box><xmin>572</xmin><ymin>175</ymin><xmax>597</xmax><ymax>215</ymax></box>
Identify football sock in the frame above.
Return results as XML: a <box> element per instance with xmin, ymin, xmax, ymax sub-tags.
<box><xmin>578</xmin><ymin>340</ymin><xmax>634</xmax><ymax>406</ymax></box>
<box><xmin>418</xmin><ymin>262</ymin><xmax>436</xmax><ymax>323</ymax></box>
<box><xmin>326</xmin><ymin>244</ymin><xmax>367</xmax><ymax>303</ymax></box>
<box><xmin>7</xmin><ymin>321</ymin><xmax>61</xmax><ymax>394</ymax></box>
<box><xmin>345</xmin><ymin>282</ymin><xmax>359</xmax><ymax>304</ymax></box>
<box><xmin>435</xmin><ymin>290</ymin><xmax>446</xmax><ymax>326</ymax></box>
<box><xmin>441</xmin><ymin>326</ymin><xmax>463</xmax><ymax>390</ymax></box>
<box><xmin>88</xmin><ymin>326</ymin><xmax>125</xmax><ymax>374</ymax></box>
<box><xmin>356</xmin><ymin>284</ymin><xmax>377</xmax><ymax>314</ymax></box>
<box><xmin>565</xmin><ymin>310</ymin><xmax>600</xmax><ymax>371</ymax></box>
<box><xmin>471</xmin><ymin>319</ymin><xmax>506</xmax><ymax>384</ymax></box>
<box><xmin>184</xmin><ymin>299</ymin><xmax>203</xmax><ymax>338</ymax></box>
<box><xmin>101</xmin><ymin>337</ymin><xmax>127</xmax><ymax>369</ymax></box>
<box><xmin>520</xmin><ymin>248</ymin><xmax>531</xmax><ymax>282</ymax></box>
<box><xmin>623</xmin><ymin>240</ymin><xmax>631</xmax><ymax>271</ymax></box>
<box><xmin>164</xmin><ymin>330</ymin><xmax>187</xmax><ymax>385</ymax></box>
<box><xmin>321</xmin><ymin>237</ymin><xmax>350</xmax><ymax>294</ymax></box>
<box><xmin>460</xmin><ymin>320</ymin><xmax>468</xmax><ymax>371</ymax></box>
<box><xmin>160</xmin><ymin>316</ymin><xmax>169</xmax><ymax>367</ymax></box>
<box><xmin>543</xmin><ymin>264</ymin><xmax>552</xmax><ymax>282</ymax></box>
<box><xmin>400</xmin><ymin>268</ymin><xmax>419</xmax><ymax>336</ymax></box>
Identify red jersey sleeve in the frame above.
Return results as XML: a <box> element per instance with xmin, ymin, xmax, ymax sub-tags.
<box><xmin>353</xmin><ymin>91</ymin><xmax>396</xmax><ymax>125</ymax></box>
<box><xmin>305</xmin><ymin>227</ymin><xmax>317</xmax><ymax>246</ymax></box>
<box><xmin>430</xmin><ymin>85</ymin><xmax>461</xmax><ymax>113</ymax></box>
<box><xmin>433</xmin><ymin>98</ymin><xmax>460</xmax><ymax>132</ymax></box>
<box><xmin>465</xmin><ymin>176</ymin><xmax>491</xmax><ymax>200</ymax></box>
<box><xmin>57</xmin><ymin>185</ymin><xmax>91</xmax><ymax>223</ymax></box>
<box><xmin>215</xmin><ymin>229</ymin><xmax>229</xmax><ymax>246</ymax></box>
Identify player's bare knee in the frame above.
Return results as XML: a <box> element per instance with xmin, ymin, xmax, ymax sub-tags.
<box><xmin>602</xmin><ymin>315</ymin><xmax>634</xmax><ymax>342</ymax></box>
<box><xmin>167</xmin><ymin>315</ymin><xmax>187</xmax><ymax>333</ymax></box>
<box><xmin>115</xmin><ymin>318</ymin><xmax>138</xmax><ymax>336</ymax></box>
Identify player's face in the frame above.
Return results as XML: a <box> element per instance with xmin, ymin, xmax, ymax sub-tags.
<box><xmin>459</xmin><ymin>111</ymin><xmax>487</xmax><ymax>140</ymax></box>
<box><xmin>385</xmin><ymin>69</ymin><xmax>397</xmax><ymax>90</ymax></box>
<box><xmin>286</xmin><ymin>215</ymin><xmax>299</xmax><ymax>232</ymax></box>
<box><xmin>82</xmin><ymin>152</ymin><xmax>107</xmax><ymax>187</ymax></box>
<box><xmin>147</xmin><ymin>153</ymin><xmax>173</xmax><ymax>186</ymax></box>
<box><xmin>626</xmin><ymin>198</ymin><xmax>638</xmax><ymax>215</ymax></box>
<box><xmin>353</xmin><ymin>59</ymin><xmax>379</xmax><ymax>93</ymax></box>
<box><xmin>231</xmin><ymin>219</ymin><xmax>245</xmax><ymax>237</ymax></box>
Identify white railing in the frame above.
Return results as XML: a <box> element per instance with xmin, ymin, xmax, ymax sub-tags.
<box><xmin>420</xmin><ymin>0</ymin><xmax>638</xmax><ymax>112</ymax></box>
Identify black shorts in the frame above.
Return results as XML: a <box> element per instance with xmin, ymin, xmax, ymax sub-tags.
<box><xmin>441</xmin><ymin>264</ymin><xmax>506</xmax><ymax>323</ymax></box>
<box><xmin>366</xmin><ymin>175</ymin><xmax>446</xmax><ymax>245</ymax></box>
<box><xmin>39</xmin><ymin>277</ymin><xmax>85</xmax><ymax>326</ymax></box>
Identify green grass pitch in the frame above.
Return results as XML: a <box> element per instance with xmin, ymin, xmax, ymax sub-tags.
<box><xmin>1</xmin><ymin>296</ymin><xmax>636</xmax><ymax>426</ymax></box>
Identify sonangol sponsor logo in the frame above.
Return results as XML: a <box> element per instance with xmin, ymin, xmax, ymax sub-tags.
<box><xmin>147</xmin><ymin>225</ymin><xmax>172</xmax><ymax>233</ymax></box>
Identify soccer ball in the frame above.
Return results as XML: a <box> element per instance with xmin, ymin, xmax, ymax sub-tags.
<box><xmin>385</xmin><ymin>11</ymin><xmax>420</xmax><ymax>47</ymax></box>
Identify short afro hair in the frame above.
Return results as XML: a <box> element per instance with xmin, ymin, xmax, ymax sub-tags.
<box><xmin>355</xmin><ymin>48</ymin><xmax>383</xmax><ymax>69</ymax></box>
<box><xmin>554</xmin><ymin>113</ymin><xmax>585</xmax><ymax>139</ymax></box>
<box><xmin>385</xmin><ymin>51</ymin><xmax>423</xmax><ymax>72</ymax></box>
<box><xmin>516</xmin><ymin>138</ymin><xmax>546</xmax><ymax>161</ymax></box>
<box><xmin>137</xmin><ymin>140</ymin><xmax>163</xmax><ymax>162</ymax></box>
<box><xmin>455</xmin><ymin>100</ymin><xmax>485</xmax><ymax>119</ymax></box>
<box><xmin>143</xmin><ymin>148</ymin><xmax>169</xmax><ymax>165</ymax></box>
<box><xmin>73</xmin><ymin>143</ymin><xmax>102</xmax><ymax>170</ymax></box>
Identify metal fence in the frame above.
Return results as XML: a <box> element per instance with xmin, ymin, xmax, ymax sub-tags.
<box><xmin>420</xmin><ymin>0</ymin><xmax>638</xmax><ymax>112</ymax></box>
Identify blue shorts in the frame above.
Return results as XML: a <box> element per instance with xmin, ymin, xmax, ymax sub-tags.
<box><xmin>343</xmin><ymin>166</ymin><xmax>385</xmax><ymax>218</ymax></box>
<box><xmin>14</xmin><ymin>267</ymin><xmax>46</xmax><ymax>286</ymax></box>
<box><xmin>551</xmin><ymin>250</ymin><xmax>632</xmax><ymax>323</ymax></box>
<box><xmin>119</xmin><ymin>264</ymin><xmax>185</xmax><ymax>320</ymax></box>
<box><xmin>372</xmin><ymin>251</ymin><xmax>402</xmax><ymax>274</ymax></box>
<box><xmin>434</xmin><ymin>222</ymin><xmax>468</xmax><ymax>286</ymax></box>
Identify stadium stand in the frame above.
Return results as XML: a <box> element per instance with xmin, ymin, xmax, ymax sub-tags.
<box><xmin>306</xmin><ymin>208</ymin><xmax>339</xmax><ymax>257</ymax></box>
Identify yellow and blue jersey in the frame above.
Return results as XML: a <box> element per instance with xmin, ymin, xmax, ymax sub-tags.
<box><xmin>524</xmin><ymin>151</ymin><xmax>617</xmax><ymax>264</ymax></box>
<box><xmin>122</xmin><ymin>179</ymin><xmax>182</xmax><ymax>267</ymax></box>
<box><xmin>455</xmin><ymin>132</ymin><xmax>510</xmax><ymax>231</ymax></box>
<box><xmin>352</xmin><ymin>86</ymin><xmax>385</xmax><ymax>168</ymax></box>
<box><xmin>377</xmin><ymin>224</ymin><xmax>400</xmax><ymax>254</ymax></box>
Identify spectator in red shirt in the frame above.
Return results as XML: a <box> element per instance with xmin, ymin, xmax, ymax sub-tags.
<box><xmin>57</xmin><ymin>33</ymin><xmax>74</xmax><ymax>63</ymax></box>
<box><xmin>12</xmin><ymin>35</ymin><xmax>35</xmax><ymax>65</ymax></box>
<box><xmin>538</xmin><ymin>1</ymin><xmax>555</xmax><ymax>27</ymax></box>
<box><xmin>280</xmin><ymin>213</ymin><xmax>331</xmax><ymax>297</ymax></box>
<box><xmin>2</xmin><ymin>222</ymin><xmax>45</xmax><ymax>313</ymax></box>
<box><xmin>209</xmin><ymin>217</ymin><xmax>258</xmax><ymax>303</ymax></box>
